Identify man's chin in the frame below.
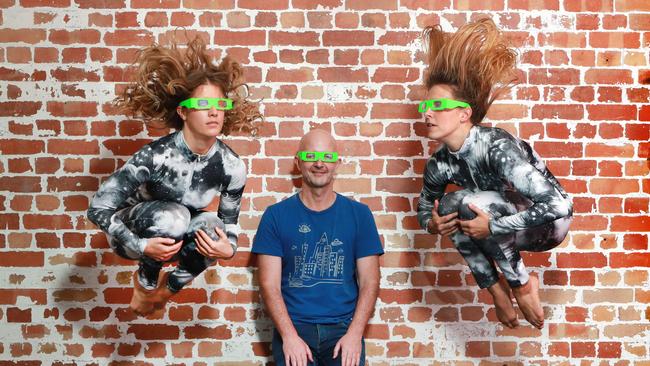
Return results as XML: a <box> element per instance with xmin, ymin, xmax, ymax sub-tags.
<box><xmin>304</xmin><ymin>178</ymin><xmax>332</xmax><ymax>189</ymax></box>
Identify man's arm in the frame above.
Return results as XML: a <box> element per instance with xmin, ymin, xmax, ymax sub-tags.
<box><xmin>333</xmin><ymin>255</ymin><xmax>380</xmax><ymax>366</ymax></box>
<box><xmin>257</xmin><ymin>254</ymin><xmax>313</xmax><ymax>366</ymax></box>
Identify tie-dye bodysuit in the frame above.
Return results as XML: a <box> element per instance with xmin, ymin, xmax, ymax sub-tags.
<box><xmin>88</xmin><ymin>131</ymin><xmax>245</xmax><ymax>291</ymax></box>
<box><xmin>417</xmin><ymin>125</ymin><xmax>573</xmax><ymax>289</ymax></box>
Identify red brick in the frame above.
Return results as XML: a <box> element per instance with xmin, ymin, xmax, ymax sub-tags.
<box><xmin>292</xmin><ymin>0</ymin><xmax>340</xmax><ymax>8</ymax></box>
<box><xmin>386</xmin><ymin>341</ymin><xmax>410</xmax><ymax>357</ymax></box>
<box><xmin>144</xmin><ymin>12</ymin><xmax>168</xmax><ymax>27</ymax></box>
<box><xmin>323</xmin><ymin>30</ymin><xmax>374</xmax><ymax>46</ymax></box>
<box><xmin>127</xmin><ymin>324</ymin><xmax>180</xmax><ymax>340</ymax></box>
<box><xmin>371</xmin><ymin>103</ymin><xmax>420</xmax><ymax>119</ymax></box>
<box><xmin>571</xmin><ymin>342</ymin><xmax>596</xmax><ymax>358</ymax></box>
<box><xmin>374</xmin><ymin>141</ymin><xmax>423</xmax><ymax>157</ymax></box>
<box><xmin>0</xmin><ymin>28</ymin><xmax>46</xmax><ymax>44</ymax></box>
<box><xmin>185</xmin><ymin>0</ymin><xmax>233</xmax><ymax>9</ymax></box>
<box><xmin>529</xmin><ymin>68</ymin><xmax>580</xmax><ymax>84</ymax></box>
<box><xmin>589</xmin><ymin>32</ymin><xmax>640</xmax><ymax>48</ymax></box>
<box><xmin>7</xmin><ymin>307</ymin><xmax>31</xmax><ymax>322</ymax></box>
<box><xmin>598</xmin><ymin>342</ymin><xmax>622</xmax><ymax>358</ymax></box>
<box><xmin>318</xmin><ymin>67</ymin><xmax>368</xmax><ymax>82</ymax></box>
<box><xmin>215</xmin><ymin>30</ymin><xmax>265</xmax><ymax>45</ymax></box>
<box><xmin>508</xmin><ymin>0</ymin><xmax>559</xmax><ymax>9</ymax></box>
<box><xmin>46</xmin><ymin>176</ymin><xmax>98</xmax><ymax>192</ymax></box>
<box><xmin>378</xmin><ymin>31</ymin><xmax>419</xmax><ymax>46</ymax></box>
<box><xmin>266</xmin><ymin>67</ymin><xmax>313</xmax><ymax>82</ymax></box>
<box><xmin>269</xmin><ymin>31</ymin><xmax>319</xmax><ymax>46</ymax></box>
<box><xmin>197</xmin><ymin>341</ymin><xmax>222</xmax><ymax>357</ymax></box>
<box><xmin>534</xmin><ymin>142</ymin><xmax>582</xmax><ymax>158</ymax></box>
<box><xmin>565</xmin><ymin>0</ymin><xmax>613</xmax><ymax>11</ymax></box>
<box><xmin>425</xmin><ymin>289</ymin><xmax>474</xmax><ymax>304</ymax></box>
<box><xmin>590</xmin><ymin>178</ymin><xmax>638</xmax><ymax>194</ymax></box>
<box><xmin>184</xmin><ymin>324</ymin><xmax>232</xmax><ymax>339</ymax></box>
<box><xmin>91</xmin><ymin>343</ymin><xmax>115</xmax><ymax>357</ymax></box>
<box><xmin>531</xmin><ymin>104</ymin><xmax>583</xmax><ymax>120</ymax></box>
<box><xmin>0</xmin><ymin>252</ymin><xmax>44</xmax><ymax>267</ymax></box>
<box><xmin>466</xmin><ymin>341</ymin><xmax>490</xmax><ymax>357</ymax></box>
<box><xmin>380</xmin><ymin>252</ymin><xmax>420</xmax><ymax>267</ymax></box>
<box><xmin>131</xmin><ymin>0</ymin><xmax>178</xmax><ymax>7</ymax></box>
<box><xmin>455</xmin><ymin>0</ymin><xmax>504</xmax><ymax>10</ymax></box>
<box><xmin>49</xmin><ymin>29</ymin><xmax>100</xmax><ymax>44</ymax></box>
<box><xmin>587</xmin><ymin>105</ymin><xmax>636</xmax><ymax>121</ymax></box>
<box><xmin>556</xmin><ymin>253</ymin><xmax>607</xmax><ymax>268</ymax></box>
<box><xmin>371</xmin><ymin>67</ymin><xmax>419</xmax><ymax>83</ymax></box>
<box><xmin>142</xmin><ymin>341</ymin><xmax>166</xmax><ymax>358</ymax></box>
<box><xmin>317</xmin><ymin>103</ymin><xmax>367</xmax><ymax>118</ymax></box>
<box><xmin>76</xmin><ymin>0</ymin><xmax>125</xmax><ymax>8</ymax></box>
<box><xmin>264</xmin><ymin>103</ymin><xmax>314</xmax><ymax>118</ymax></box>
<box><xmin>0</xmin><ymin>101</ymin><xmax>42</xmax><ymax>117</ymax></box>
<box><xmin>104</xmin><ymin>30</ymin><xmax>153</xmax><ymax>46</ymax></box>
<box><xmin>610</xmin><ymin>253</ymin><xmax>650</xmax><ymax>268</ymax></box>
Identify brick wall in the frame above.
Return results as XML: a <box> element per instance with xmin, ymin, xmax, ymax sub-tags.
<box><xmin>1</xmin><ymin>0</ymin><xmax>649</xmax><ymax>364</ymax></box>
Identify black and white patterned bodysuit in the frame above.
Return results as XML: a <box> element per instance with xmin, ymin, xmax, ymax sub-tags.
<box><xmin>88</xmin><ymin>131</ymin><xmax>245</xmax><ymax>291</ymax></box>
<box><xmin>417</xmin><ymin>125</ymin><xmax>573</xmax><ymax>289</ymax></box>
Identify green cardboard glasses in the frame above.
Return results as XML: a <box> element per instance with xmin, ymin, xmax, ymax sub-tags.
<box><xmin>296</xmin><ymin>151</ymin><xmax>339</xmax><ymax>163</ymax></box>
<box><xmin>179</xmin><ymin>97</ymin><xmax>233</xmax><ymax>110</ymax></box>
<box><xmin>418</xmin><ymin>98</ymin><xmax>470</xmax><ymax>113</ymax></box>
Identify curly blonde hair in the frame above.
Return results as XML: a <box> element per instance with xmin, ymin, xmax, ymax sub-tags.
<box><xmin>115</xmin><ymin>37</ymin><xmax>262</xmax><ymax>135</ymax></box>
<box><xmin>423</xmin><ymin>18</ymin><xmax>518</xmax><ymax>124</ymax></box>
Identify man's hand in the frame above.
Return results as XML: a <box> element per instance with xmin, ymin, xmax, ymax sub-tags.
<box><xmin>333</xmin><ymin>331</ymin><xmax>362</xmax><ymax>366</ymax></box>
<box><xmin>282</xmin><ymin>334</ymin><xmax>313</xmax><ymax>366</ymax></box>
<box><xmin>143</xmin><ymin>237</ymin><xmax>183</xmax><ymax>262</ymax></box>
<box><xmin>195</xmin><ymin>227</ymin><xmax>234</xmax><ymax>260</ymax></box>
<box><xmin>427</xmin><ymin>199</ymin><xmax>459</xmax><ymax>236</ymax></box>
<box><xmin>459</xmin><ymin>204</ymin><xmax>491</xmax><ymax>239</ymax></box>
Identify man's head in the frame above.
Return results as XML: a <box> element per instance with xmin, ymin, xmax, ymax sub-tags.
<box><xmin>295</xmin><ymin>129</ymin><xmax>340</xmax><ymax>190</ymax></box>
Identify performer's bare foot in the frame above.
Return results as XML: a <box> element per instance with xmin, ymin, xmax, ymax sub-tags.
<box><xmin>512</xmin><ymin>274</ymin><xmax>544</xmax><ymax>329</ymax></box>
<box><xmin>487</xmin><ymin>279</ymin><xmax>519</xmax><ymax>329</ymax></box>
<box><xmin>129</xmin><ymin>270</ymin><xmax>157</xmax><ymax>316</ymax></box>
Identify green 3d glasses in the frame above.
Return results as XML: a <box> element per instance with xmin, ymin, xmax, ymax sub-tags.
<box><xmin>296</xmin><ymin>151</ymin><xmax>339</xmax><ymax>163</ymax></box>
<box><xmin>418</xmin><ymin>98</ymin><xmax>470</xmax><ymax>113</ymax></box>
<box><xmin>179</xmin><ymin>98</ymin><xmax>233</xmax><ymax>110</ymax></box>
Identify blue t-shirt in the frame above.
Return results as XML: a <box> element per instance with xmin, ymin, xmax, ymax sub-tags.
<box><xmin>252</xmin><ymin>193</ymin><xmax>384</xmax><ymax>324</ymax></box>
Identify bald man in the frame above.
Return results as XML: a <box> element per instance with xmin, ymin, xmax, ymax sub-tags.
<box><xmin>253</xmin><ymin>130</ymin><xmax>383</xmax><ymax>366</ymax></box>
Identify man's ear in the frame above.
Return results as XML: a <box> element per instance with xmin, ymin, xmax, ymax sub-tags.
<box><xmin>294</xmin><ymin>155</ymin><xmax>302</xmax><ymax>173</ymax></box>
<box><xmin>176</xmin><ymin>106</ymin><xmax>187</xmax><ymax>121</ymax></box>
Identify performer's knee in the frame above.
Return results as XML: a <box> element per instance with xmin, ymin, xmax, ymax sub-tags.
<box><xmin>438</xmin><ymin>190</ymin><xmax>471</xmax><ymax>216</ymax></box>
<box><xmin>145</xmin><ymin>202</ymin><xmax>191</xmax><ymax>241</ymax></box>
<box><xmin>460</xmin><ymin>191</ymin><xmax>517</xmax><ymax>221</ymax></box>
<box><xmin>186</xmin><ymin>212</ymin><xmax>225</xmax><ymax>242</ymax></box>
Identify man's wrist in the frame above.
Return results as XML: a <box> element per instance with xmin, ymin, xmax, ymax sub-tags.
<box><xmin>345</xmin><ymin>323</ymin><xmax>365</xmax><ymax>338</ymax></box>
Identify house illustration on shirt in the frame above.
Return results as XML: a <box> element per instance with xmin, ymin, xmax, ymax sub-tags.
<box><xmin>289</xmin><ymin>231</ymin><xmax>345</xmax><ymax>288</ymax></box>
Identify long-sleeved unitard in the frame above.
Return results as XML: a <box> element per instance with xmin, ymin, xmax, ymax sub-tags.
<box><xmin>417</xmin><ymin>125</ymin><xmax>572</xmax><ymax>288</ymax></box>
<box><xmin>88</xmin><ymin>131</ymin><xmax>245</xmax><ymax>291</ymax></box>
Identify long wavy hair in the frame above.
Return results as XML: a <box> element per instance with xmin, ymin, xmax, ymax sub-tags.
<box><xmin>423</xmin><ymin>18</ymin><xmax>518</xmax><ymax>124</ymax></box>
<box><xmin>115</xmin><ymin>37</ymin><xmax>262</xmax><ymax>135</ymax></box>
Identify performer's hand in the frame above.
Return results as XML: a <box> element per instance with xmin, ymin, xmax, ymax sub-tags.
<box><xmin>333</xmin><ymin>331</ymin><xmax>362</xmax><ymax>366</ymax></box>
<box><xmin>282</xmin><ymin>334</ymin><xmax>313</xmax><ymax>366</ymax></box>
<box><xmin>195</xmin><ymin>227</ymin><xmax>234</xmax><ymax>260</ymax></box>
<box><xmin>427</xmin><ymin>199</ymin><xmax>459</xmax><ymax>236</ymax></box>
<box><xmin>143</xmin><ymin>237</ymin><xmax>183</xmax><ymax>262</ymax></box>
<box><xmin>459</xmin><ymin>204</ymin><xmax>491</xmax><ymax>239</ymax></box>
